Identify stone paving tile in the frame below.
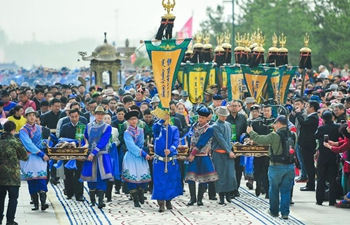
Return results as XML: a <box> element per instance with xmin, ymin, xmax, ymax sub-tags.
<box><xmin>3</xmin><ymin>180</ymin><xmax>348</xmax><ymax>225</ymax></box>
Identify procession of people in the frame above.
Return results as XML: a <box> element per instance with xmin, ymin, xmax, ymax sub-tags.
<box><xmin>1</xmin><ymin>62</ymin><xmax>350</xmax><ymax>225</ymax></box>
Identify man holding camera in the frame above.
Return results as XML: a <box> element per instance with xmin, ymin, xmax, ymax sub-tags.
<box><xmin>247</xmin><ymin>116</ymin><xmax>296</xmax><ymax>220</ymax></box>
<box><xmin>295</xmin><ymin>100</ymin><xmax>320</xmax><ymax>191</ymax></box>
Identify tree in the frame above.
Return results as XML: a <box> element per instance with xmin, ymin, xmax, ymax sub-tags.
<box><xmin>199</xmin><ymin>5</ymin><xmax>231</xmax><ymax>47</ymax></box>
<box><xmin>313</xmin><ymin>0</ymin><xmax>350</xmax><ymax>67</ymax></box>
<box><xmin>236</xmin><ymin>0</ymin><xmax>319</xmax><ymax>66</ymax></box>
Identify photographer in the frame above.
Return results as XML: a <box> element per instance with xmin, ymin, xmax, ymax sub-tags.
<box><xmin>247</xmin><ymin>116</ymin><xmax>296</xmax><ymax>219</ymax></box>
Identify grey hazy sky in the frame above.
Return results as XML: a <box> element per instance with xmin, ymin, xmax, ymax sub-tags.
<box><xmin>0</xmin><ymin>0</ymin><xmax>233</xmax><ymax>45</ymax></box>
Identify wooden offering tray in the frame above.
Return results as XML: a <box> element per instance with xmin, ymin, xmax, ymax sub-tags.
<box><xmin>149</xmin><ymin>144</ymin><xmax>189</xmax><ymax>156</ymax></box>
<box><xmin>46</xmin><ymin>142</ymin><xmax>89</xmax><ymax>161</ymax></box>
<box><xmin>232</xmin><ymin>143</ymin><xmax>269</xmax><ymax>157</ymax></box>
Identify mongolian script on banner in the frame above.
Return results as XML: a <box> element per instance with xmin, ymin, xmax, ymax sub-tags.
<box><xmin>207</xmin><ymin>68</ymin><xmax>216</xmax><ymax>88</ymax></box>
<box><xmin>225</xmin><ymin>66</ymin><xmax>246</xmax><ymax>101</ymax></box>
<box><xmin>185</xmin><ymin>63</ymin><xmax>211</xmax><ymax>103</ymax></box>
<box><xmin>279</xmin><ymin>66</ymin><xmax>296</xmax><ymax>104</ymax></box>
<box><xmin>144</xmin><ymin>39</ymin><xmax>191</xmax><ymax>109</ymax></box>
<box><xmin>242</xmin><ymin>66</ymin><xmax>270</xmax><ymax>100</ymax></box>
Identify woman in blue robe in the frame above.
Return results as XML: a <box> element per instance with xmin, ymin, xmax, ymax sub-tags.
<box><xmin>152</xmin><ymin>114</ymin><xmax>183</xmax><ymax>213</ymax></box>
<box><xmin>19</xmin><ymin>107</ymin><xmax>50</xmax><ymax>211</ymax></box>
<box><xmin>81</xmin><ymin>106</ymin><xmax>113</xmax><ymax>209</ymax></box>
<box><xmin>122</xmin><ymin>110</ymin><xmax>151</xmax><ymax>207</ymax></box>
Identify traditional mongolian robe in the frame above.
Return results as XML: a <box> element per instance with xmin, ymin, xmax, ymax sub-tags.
<box><xmin>122</xmin><ymin>126</ymin><xmax>151</xmax><ymax>189</ymax></box>
<box><xmin>151</xmin><ymin>120</ymin><xmax>183</xmax><ymax>200</ymax></box>
<box><xmin>185</xmin><ymin>122</ymin><xmax>218</xmax><ymax>183</ymax></box>
<box><xmin>81</xmin><ymin>121</ymin><xmax>113</xmax><ymax>191</ymax></box>
<box><xmin>19</xmin><ymin>123</ymin><xmax>48</xmax><ymax>194</ymax></box>
<box><xmin>212</xmin><ymin>120</ymin><xmax>237</xmax><ymax>193</ymax></box>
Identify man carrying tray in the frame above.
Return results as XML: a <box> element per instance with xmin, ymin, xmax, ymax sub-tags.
<box><xmin>59</xmin><ymin>108</ymin><xmax>86</xmax><ymax>201</ymax></box>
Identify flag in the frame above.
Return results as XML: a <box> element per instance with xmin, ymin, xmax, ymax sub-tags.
<box><xmin>178</xmin><ymin>17</ymin><xmax>193</xmax><ymax>39</ymax></box>
<box><xmin>144</xmin><ymin>39</ymin><xmax>191</xmax><ymax>109</ymax></box>
<box><xmin>130</xmin><ymin>53</ymin><xmax>136</xmax><ymax>64</ymax></box>
<box><xmin>279</xmin><ymin>66</ymin><xmax>297</xmax><ymax>104</ymax></box>
<box><xmin>184</xmin><ymin>63</ymin><xmax>212</xmax><ymax>103</ymax></box>
<box><xmin>242</xmin><ymin>66</ymin><xmax>271</xmax><ymax>101</ymax></box>
<box><xmin>225</xmin><ymin>66</ymin><xmax>246</xmax><ymax>101</ymax></box>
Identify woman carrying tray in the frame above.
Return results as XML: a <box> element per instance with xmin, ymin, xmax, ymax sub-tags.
<box><xmin>81</xmin><ymin>106</ymin><xmax>113</xmax><ymax>209</ymax></box>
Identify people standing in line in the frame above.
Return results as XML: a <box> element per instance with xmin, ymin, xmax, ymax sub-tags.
<box><xmin>152</xmin><ymin>113</ymin><xmax>182</xmax><ymax>212</ymax></box>
<box><xmin>19</xmin><ymin>107</ymin><xmax>50</xmax><ymax>211</ymax></box>
<box><xmin>0</xmin><ymin>121</ymin><xmax>28</xmax><ymax>225</ymax></box>
<box><xmin>295</xmin><ymin>100</ymin><xmax>320</xmax><ymax>191</ymax></box>
<box><xmin>185</xmin><ymin>107</ymin><xmax>219</xmax><ymax>206</ymax></box>
<box><xmin>314</xmin><ymin>111</ymin><xmax>342</xmax><ymax>206</ymax></box>
<box><xmin>247</xmin><ymin>115</ymin><xmax>296</xmax><ymax>220</ymax></box>
<box><xmin>81</xmin><ymin>106</ymin><xmax>113</xmax><ymax>209</ymax></box>
<box><xmin>212</xmin><ymin>106</ymin><xmax>237</xmax><ymax>204</ymax></box>
<box><xmin>121</xmin><ymin>110</ymin><xmax>151</xmax><ymax>208</ymax></box>
<box><xmin>226</xmin><ymin>100</ymin><xmax>247</xmax><ymax>198</ymax></box>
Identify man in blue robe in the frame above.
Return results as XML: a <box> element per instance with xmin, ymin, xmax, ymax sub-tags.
<box><xmin>81</xmin><ymin>106</ymin><xmax>113</xmax><ymax>209</ymax></box>
<box><xmin>185</xmin><ymin>106</ymin><xmax>219</xmax><ymax>206</ymax></box>
<box><xmin>152</xmin><ymin>113</ymin><xmax>182</xmax><ymax>212</ymax></box>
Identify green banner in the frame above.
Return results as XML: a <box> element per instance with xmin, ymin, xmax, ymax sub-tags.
<box><xmin>225</xmin><ymin>66</ymin><xmax>247</xmax><ymax>101</ymax></box>
<box><xmin>144</xmin><ymin>39</ymin><xmax>191</xmax><ymax>109</ymax></box>
<box><xmin>242</xmin><ymin>66</ymin><xmax>271</xmax><ymax>102</ymax></box>
<box><xmin>184</xmin><ymin>63</ymin><xmax>212</xmax><ymax>103</ymax></box>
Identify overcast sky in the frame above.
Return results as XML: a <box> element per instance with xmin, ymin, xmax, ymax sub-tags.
<box><xmin>0</xmin><ymin>0</ymin><xmax>234</xmax><ymax>45</ymax></box>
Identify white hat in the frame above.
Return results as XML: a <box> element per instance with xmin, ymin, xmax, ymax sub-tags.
<box><xmin>245</xmin><ymin>97</ymin><xmax>255</xmax><ymax>104</ymax></box>
<box><xmin>24</xmin><ymin>107</ymin><xmax>36</xmax><ymax>116</ymax></box>
<box><xmin>150</xmin><ymin>96</ymin><xmax>160</xmax><ymax>104</ymax></box>
<box><xmin>216</xmin><ymin>106</ymin><xmax>230</xmax><ymax>117</ymax></box>
<box><xmin>172</xmin><ymin>90</ymin><xmax>179</xmax><ymax>95</ymax></box>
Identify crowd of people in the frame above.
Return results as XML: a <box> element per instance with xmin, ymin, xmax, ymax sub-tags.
<box><xmin>0</xmin><ymin>62</ymin><xmax>350</xmax><ymax>225</ymax></box>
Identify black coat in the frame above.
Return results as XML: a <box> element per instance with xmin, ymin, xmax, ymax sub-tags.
<box><xmin>172</xmin><ymin>113</ymin><xmax>188</xmax><ymax>137</ymax></box>
<box><xmin>296</xmin><ymin>112</ymin><xmax>319</xmax><ymax>149</ymax></box>
<box><xmin>314</xmin><ymin>122</ymin><xmax>342</xmax><ymax>164</ymax></box>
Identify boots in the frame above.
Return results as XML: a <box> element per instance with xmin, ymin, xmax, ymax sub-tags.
<box><xmin>130</xmin><ymin>189</ymin><xmax>141</xmax><ymax>207</ymax></box>
<box><xmin>97</xmin><ymin>190</ymin><xmax>106</xmax><ymax>209</ymax></box>
<box><xmin>218</xmin><ymin>193</ymin><xmax>225</xmax><ymax>205</ymax></box>
<box><xmin>187</xmin><ymin>182</ymin><xmax>196</xmax><ymax>206</ymax></box>
<box><xmin>225</xmin><ymin>192</ymin><xmax>232</xmax><ymax>203</ymax></box>
<box><xmin>197</xmin><ymin>185</ymin><xmax>205</xmax><ymax>206</ymax></box>
<box><xmin>39</xmin><ymin>191</ymin><xmax>49</xmax><ymax>211</ymax></box>
<box><xmin>157</xmin><ymin>200</ymin><xmax>165</xmax><ymax>212</ymax></box>
<box><xmin>138</xmin><ymin>187</ymin><xmax>145</xmax><ymax>205</ymax></box>
<box><xmin>31</xmin><ymin>193</ymin><xmax>39</xmax><ymax>210</ymax></box>
<box><xmin>106</xmin><ymin>181</ymin><xmax>113</xmax><ymax>202</ymax></box>
<box><xmin>89</xmin><ymin>189</ymin><xmax>96</xmax><ymax>206</ymax></box>
<box><xmin>165</xmin><ymin>200</ymin><xmax>173</xmax><ymax>209</ymax></box>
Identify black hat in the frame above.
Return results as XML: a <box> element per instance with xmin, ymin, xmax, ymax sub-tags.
<box><xmin>321</xmin><ymin>111</ymin><xmax>332</xmax><ymax>121</ymax></box>
<box><xmin>273</xmin><ymin>115</ymin><xmax>288</xmax><ymax>125</ymax></box>
<box><xmin>125</xmin><ymin>111</ymin><xmax>139</xmax><ymax>120</ymax></box>
<box><xmin>212</xmin><ymin>94</ymin><xmax>223</xmax><ymax>100</ymax></box>
<box><xmin>250</xmin><ymin>104</ymin><xmax>260</xmax><ymax>111</ymax></box>
<box><xmin>1</xmin><ymin>90</ymin><xmax>9</xmax><ymax>97</ymax></box>
<box><xmin>197</xmin><ymin>106</ymin><xmax>210</xmax><ymax>117</ymax></box>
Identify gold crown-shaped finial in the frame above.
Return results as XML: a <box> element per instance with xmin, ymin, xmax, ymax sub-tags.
<box><xmin>269</xmin><ymin>33</ymin><xmax>279</xmax><ymax>52</ymax></box>
<box><xmin>193</xmin><ymin>32</ymin><xmax>203</xmax><ymax>48</ymax></box>
<box><xmin>279</xmin><ymin>33</ymin><xmax>288</xmax><ymax>53</ymax></box>
<box><xmin>214</xmin><ymin>33</ymin><xmax>225</xmax><ymax>52</ymax></box>
<box><xmin>162</xmin><ymin>0</ymin><xmax>176</xmax><ymax>15</ymax></box>
<box><xmin>222</xmin><ymin>30</ymin><xmax>232</xmax><ymax>49</ymax></box>
<box><xmin>242</xmin><ymin>33</ymin><xmax>251</xmax><ymax>52</ymax></box>
<box><xmin>253</xmin><ymin>28</ymin><xmax>265</xmax><ymax>52</ymax></box>
<box><xmin>234</xmin><ymin>32</ymin><xmax>244</xmax><ymax>51</ymax></box>
<box><xmin>203</xmin><ymin>32</ymin><xmax>212</xmax><ymax>49</ymax></box>
<box><xmin>300</xmin><ymin>33</ymin><xmax>311</xmax><ymax>53</ymax></box>
<box><xmin>185</xmin><ymin>42</ymin><xmax>193</xmax><ymax>54</ymax></box>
